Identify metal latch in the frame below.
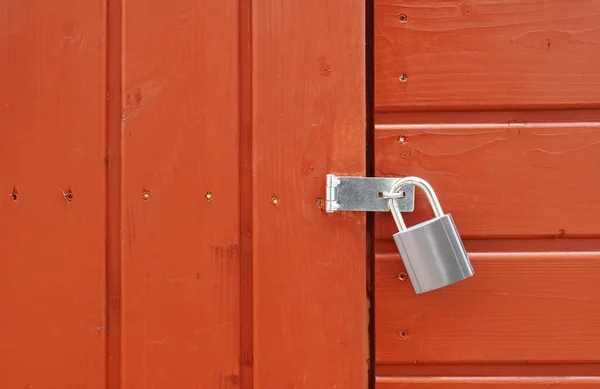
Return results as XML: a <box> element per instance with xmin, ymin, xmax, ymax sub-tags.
<box><xmin>325</xmin><ymin>174</ymin><xmax>415</xmax><ymax>213</ymax></box>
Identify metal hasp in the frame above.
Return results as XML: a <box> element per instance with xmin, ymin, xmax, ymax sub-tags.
<box><xmin>325</xmin><ymin>174</ymin><xmax>415</xmax><ymax>213</ymax></box>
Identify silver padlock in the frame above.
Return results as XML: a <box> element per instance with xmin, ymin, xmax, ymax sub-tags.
<box><xmin>385</xmin><ymin>177</ymin><xmax>474</xmax><ymax>294</ymax></box>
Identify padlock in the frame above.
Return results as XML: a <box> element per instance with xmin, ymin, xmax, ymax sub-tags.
<box><xmin>385</xmin><ymin>177</ymin><xmax>474</xmax><ymax>294</ymax></box>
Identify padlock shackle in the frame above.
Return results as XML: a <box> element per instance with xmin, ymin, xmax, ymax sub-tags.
<box><xmin>387</xmin><ymin>177</ymin><xmax>444</xmax><ymax>231</ymax></box>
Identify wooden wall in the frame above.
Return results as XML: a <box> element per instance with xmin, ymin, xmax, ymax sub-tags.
<box><xmin>374</xmin><ymin>0</ymin><xmax>600</xmax><ymax>387</ymax></box>
<box><xmin>0</xmin><ymin>1</ymin><xmax>367</xmax><ymax>388</ymax></box>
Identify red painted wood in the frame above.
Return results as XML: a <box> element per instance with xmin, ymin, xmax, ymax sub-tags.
<box><xmin>3</xmin><ymin>0</ymin><xmax>366</xmax><ymax>386</ymax></box>
<box><xmin>376</xmin><ymin>239</ymin><xmax>600</xmax><ymax>255</ymax></box>
<box><xmin>252</xmin><ymin>0</ymin><xmax>368</xmax><ymax>387</ymax></box>
<box><xmin>375</xmin><ymin>0</ymin><xmax>600</xmax><ymax>111</ymax></box>
<box><xmin>375</xmin><ymin>120</ymin><xmax>600</xmax><ymax>238</ymax></box>
<box><xmin>0</xmin><ymin>1</ymin><xmax>106</xmax><ymax>387</ymax></box>
<box><xmin>120</xmin><ymin>0</ymin><xmax>241</xmax><ymax>387</ymax></box>
<box><xmin>376</xmin><ymin>252</ymin><xmax>600</xmax><ymax>364</ymax></box>
<box><xmin>377</xmin><ymin>377</ymin><xmax>600</xmax><ymax>388</ymax></box>
<box><xmin>377</xmin><ymin>364</ymin><xmax>600</xmax><ymax>377</ymax></box>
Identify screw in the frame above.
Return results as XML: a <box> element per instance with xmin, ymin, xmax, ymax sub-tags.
<box><xmin>315</xmin><ymin>198</ymin><xmax>324</xmax><ymax>207</ymax></box>
<box><xmin>398</xmin><ymin>272</ymin><xmax>407</xmax><ymax>281</ymax></box>
<box><xmin>397</xmin><ymin>135</ymin><xmax>407</xmax><ymax>144</ymax></box>
<box><xmin>399</xmin><ymin>330</ymin><xmax>408</xmax><ymax>338</ymax></box>
<box><xmin>398</xmin><ymin>14</ymin><xmax>408</xmax><ymax>23</ymax></box>
<box><xmin>399</xmin><ymin>74</ymin><xmax>408</xmax><ymax>82</ymax></box>
<box><xmin>271</xmin><ymin>196</ymin><xmax>280</xmax><ymax>205</ymax></box>
<box><xmin>142</xmin><ymin>190</ymin><xmax>150</xmax><ymax>200</ymax></box>
<box><xmin>205</xmin><ymin>191</ymin><xmax>213</xmax><ymax>200</ymax></box>
<box><xmin>61</xmin><ymin>188</ymin><xmax>73</xmax><ymax>204</ymax></box>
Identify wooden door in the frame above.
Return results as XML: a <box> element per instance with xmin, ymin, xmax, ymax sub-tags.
<box><xmin>374</xmin><ymin>0</ymin><xmax>600</xmax><ymax>388</ymax></box>
<box><xmin>1</xmin><ymin>0</ymin><xmax>367</xmax><ymax>388</ymax></box>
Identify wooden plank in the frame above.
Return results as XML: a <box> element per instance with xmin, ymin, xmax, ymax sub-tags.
<box><xmin>252</xmin><ymin>0</ymin><xmax>368</xmax><ymax>388</ymax></box>
<box><xmin>375</xmin><ymin>123</ymin><xmax>600</xmax><ymax>238</ymax></box>
<box><xmin>0</xmin><ymin>1</ymin><xmax>106</xmax><ymax>387</ymax></box>
<box><xmin>374</xmin><ymin>0</ymin><xmax>600</xmax><ymax>111</ymax></box>
<box><xmin>377</xmin><ymin>377</ymin><xmax>600</xmax><ymax>388</ymax></box>
<box><xmin>377</xmin><ymin>364</ymin><xmax>600</xmax><ymax>377</ymax></box>
<box><xmin>376</xmin><ymin>252</ymin><xmax>600</xmax><ymax>364</ymax></box>
<box><xmin>106</xmin><ymin>0</ymin><xmax>122</xmax><ymax>386</ymax></box>
<box><xmin>120</xmin><ymin>1</ymin><xmax>241</xmax><ymax>387</ymax></box>
<box><xmin>376</xmin><ymin>239</ymin><xmax>600</xmax><ymax>255</ymax></box>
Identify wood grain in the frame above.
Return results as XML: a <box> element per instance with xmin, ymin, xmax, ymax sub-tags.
<box><xmin>375</xmin><ymin>122</ymin><xmax>600</xmax><ymax>238</ymax></box>
<box><xmin>377</xmin><ymin>364</ymin><xmax>600</xmax><ymax>377</ymax></box>
<box><xmin>0</xmin><ymin>1</ymin><xmax>106</xmax><ymax>387</ymax></box>
<box><xmin>376</xmin><ymin>252</ymin><xmax>600</xmax><ymax>364</ymax></box>
<box><xmin>376</xmin><ymin>238</ymin><xmax>600</xmax><ymax>255</ymax></box>
<box><xmin>252</xmin><ymin>0</ymin><xmax>368</xmax><ymax>388</ymax></box>
<box><xmin>121</xmin><ymin>1</ymin><xmax>240</xmax><ymax>387</ymax></box>
<box><xmin>375</xmin><ymin>0</ymin><xmax>600</xmax><ymax>111</ymax></box>
<box><xmin>377</xmin><ymin>376</ymin><xmax>600</xmax><ymax>388</ymax></box>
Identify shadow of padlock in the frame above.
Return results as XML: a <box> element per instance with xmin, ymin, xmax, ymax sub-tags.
<box><xmin>384</xmin><ymin>177</ymin><xmax>474</xmax><ymax>294</ymax></box>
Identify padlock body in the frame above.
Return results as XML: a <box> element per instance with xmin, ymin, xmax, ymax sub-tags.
<box><xmin>393</xmin><ymin>214</ymin><xmax>473</xmax><ymax>294</ymax></box>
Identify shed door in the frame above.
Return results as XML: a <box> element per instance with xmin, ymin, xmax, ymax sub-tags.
<box><xmin>374</xmin><ymin>0</ymin><xmax>600</xmax><ymax>388</ymax></box>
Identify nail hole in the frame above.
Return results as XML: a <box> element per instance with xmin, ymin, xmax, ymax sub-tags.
<box><xmin>397</xmin><ymin>14</ymin><xmax>408</xmax><ymax>23</ymax></box>
<box><xmin>399</xmin><ymin>330</ymin><xmax>408</xmax><ymax>338</ymax></box>
<box><xmin>10</xmin><ymin>187</ymin><xmax>18</xmax><ymax>201</ymax></box>
<box><xmin>398</xmin><ymin>272</ymin><xmax>407</xmax><ymax>281</ymax></box>
<box><xmin>377</xmin><ymin>191</ymin><xmax>383</xmax><ymax>198</ymax></box>
<box><xmin>399</xmin><ymin>74</ymin><xmax>408</xmax><ymax>82</ymax></box>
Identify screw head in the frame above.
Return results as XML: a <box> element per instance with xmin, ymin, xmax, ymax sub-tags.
<box><xmin>399</xmin><ymin>330</ymin><xmax>408</xmax><ymax>338</ymax></box>
<box><xmin>399</xmin><ymin>74</ymin><xmax>408</xmax><ymax>82</ymax></box>
<box><xmin>142</xmin><ymin>190</ymin><xmax>150</xmax><ymax>200</ymax></box>
<box><xmin>397</xmin><ymin>135</ymin><xmax>407</xmax><ymax>144</ymax></box>
<box><xmin>271</xmin><ymin>196</ymin><xmax>280</xmax><ymax>205</ymax></box>
<box><xmin>398</xmin><ymin>14</ymin><xmax>408</xmax><ymax>23</ymax></box>
<box><xmin>205</xmin><ymin>191</ymin><xmax>213</xmax><ymax>200</ymax></box>
<box><xmin>398</xmin><ymin>272</ymin><xmax>407</xmax><ymax>281</ymax></box>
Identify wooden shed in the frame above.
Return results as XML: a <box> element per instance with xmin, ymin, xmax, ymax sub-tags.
<box><xmin>2</xmin><ymin>0</ymin><xmax>599</xmax><ymax>388</ymax></box>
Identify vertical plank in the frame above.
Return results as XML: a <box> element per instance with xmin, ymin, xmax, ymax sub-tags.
<box><xmin>252</xmin><ymin>1</ymin><xmax>368</xmax><ymax>388</ymax></box>
<box><xmin>239</xmin><ymin>0</ymin><xmax>255</xmax><ymax>388</ymax></box>
<box><xmin>121</xmin><ymin>1</ymin><xmax>241</xmax><ymax>387</ymax></box>
<box><xmin>0</xmin><ymin>1</ymin><xmax>106</xmax><ymax>387</ymax></box>
<box><xmin>106</xmin><ymin>0</ymin><xmax>122</xmax><ymax>386</ymax></box>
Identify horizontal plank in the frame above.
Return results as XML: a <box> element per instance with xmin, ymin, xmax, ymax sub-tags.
<box><xmin>376</xmin><ymin>110</ymin><xmax>600</xmax><ymax>126</ymax></box>
<box><xmin>376</xmin><ymin>252</ymin><xmax>600</xmax><ymax>364</ymax></box>
<box><xmin>377</xmin><ymin>364</ymin><xmax>600</xmax><ymax>377</ymax></box>
<box><xmin>375</xmin><ymin>123</ymin><xmax>600</xmax><ymax>238</ymax></box>
<box><xmin>377</xmin><ymin>377</ymin><xmax>600</xmax><ymax>388</ymax></box>
<box><xmin>376</xmin><ymin>239</ymin><xmax>600</xmax><ymax>254</ymax></box>
<box><xmin>375</xmin><ymin>0</ymin><xmax>600</xmax><ymax>111</ymax></box>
